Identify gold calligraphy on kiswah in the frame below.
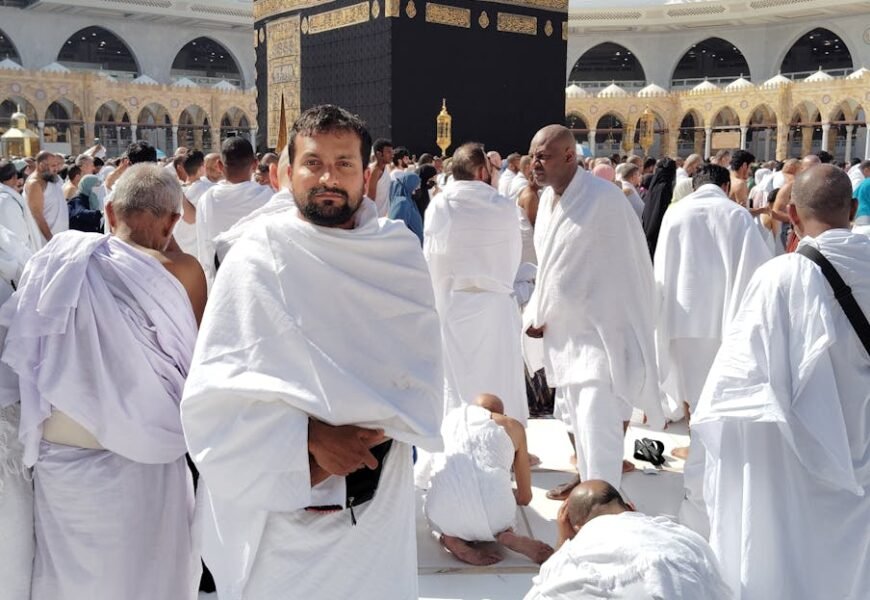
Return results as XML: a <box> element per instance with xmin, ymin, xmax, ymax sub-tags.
<box><xmin>266</xmin><ymin>15</ymin><xmax>301</xmax><ymax>149</ymax></box>
<box><xmin>307</xmin><ymin>2</ymin><xmax>371</xmax><ymax>34</ymax></box>
<box><xmin>425</xmin><ymin>3</ymin><xmax>471</xmax><ymax>28</ymax></box>
<box><xmin>254</xmin><ymin>0</ymin><xmax>335</xmax><ymax>21</ymax></box>
<box><xmin>476</xmin><ymin>0</ymin><xmax>568</xmax><ymax>13</ymax></box>
<box><xmin>497</xmin><ymin>12</ymin><xmax>537</xmax><ymax>35</ymax></box>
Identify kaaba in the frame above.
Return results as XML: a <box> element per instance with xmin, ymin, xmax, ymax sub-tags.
<box><xmin>253</xmin><ymin>0</ymin><xmax>568</xmax><ymax>156</ymax></box>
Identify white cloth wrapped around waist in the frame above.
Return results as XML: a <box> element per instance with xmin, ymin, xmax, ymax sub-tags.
<box><xmin>0</xmin><ymin>231</ymin><xmax>197</xmax><ymax>467</ymax></box>
<box><xmin>425</xmin><ymin>405</ymin><xmax>516</xmax><ymax>542</ymax></box>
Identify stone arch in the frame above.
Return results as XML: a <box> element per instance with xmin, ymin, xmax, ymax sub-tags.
<box><xmin>171</xmin><ymin>37</ymin><xmax>243</xmax><ymax>87</ymax></box>
<box><xmin>745</xmin><ymin>104</ymin><xmax>778</xmax><ymax>161</ymax></box>
<box><xmin>44</xmin><ymin>99</ymin><xmax>85</xmax><ymax>154</ymax></box>
<box><xmin>670</xmin><ymin>37</ymin><xmax>751</xmax><ymax>88</ymax></box>
<box><xmin>178</xmin><ymin>104</ymin><xmax>214</xmax><ymax>152</ymax></box>
<box><xmin>137</xmin><ymin>103</ymin><xmax>172</xmax><ymax>154</ymax></box>
<box><xmin>0</xmin><ymin>96</ymin><xmax>39</xmax><ymax>127</ymax></box>
<box><xmin>778</xmin><ymin>27</ymin><xmax>854</xmax><ymax>78</ymax></box>
<box><xmin>565</xmin><ymin>111</ymin><xmax>590</xmax><ymax>146</ymax></box>
<box><xmin>568</xmin><ymin>42</ymin><xmax>646</xmax><ymax>91</ymax></box>
<box><xmin>220</xmin><ymin>106</ymin><xmax>253</xmax><ymax>143</ymax></box>
<box><xmin>594</xmin><ymin>112</ymin><xmax>627</xmax><ymax>157</ymax></box>
<box><xmin>826</xmin><ymin>100</ymin><xmax>865</xmax><ymax>161</ymax></box>
<box><xmin>712</xmin><ymin>106</ymin><xmax>740</xmax><ymax>129</ymax></box>
<box><xmin>94</xmin><ymin>101</ymin><xmax>133</xmax><ymax>158</ymax></box>
<box><xmin>788</xmin><ymin>101</ymin><xmax>822</xmax><ymax>158</ymax></box>
<box><xmin>57</xmin><ymin>26</ymin><xmax>140</xmax><ymax>78</ymax></box>
<box><xmin>676</xmin><ymin>109</ymin><xmax>705</xmax><ymax>157</ymax></box>
<box><xmin>0</xmin><ymin>28</ymin><xmax>21</xmax><ymax>62</ymax></box>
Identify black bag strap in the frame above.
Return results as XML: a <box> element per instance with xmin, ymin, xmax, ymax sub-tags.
<box><xmin>797</xmin><ymin>244</ymin><xmax>870</xmax><ymax>357</ymax></box>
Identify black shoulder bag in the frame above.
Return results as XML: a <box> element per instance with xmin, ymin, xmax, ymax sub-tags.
<box><xmin>797</xmin><ymin>245</ymin><xmax>870</xmax><ymax>357</ymax></box>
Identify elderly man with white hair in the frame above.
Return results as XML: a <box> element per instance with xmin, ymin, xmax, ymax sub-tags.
<box><xmin>0</xmin><ymin>163</ymin><xmax>206</xmax><ymax>600</ymax></box>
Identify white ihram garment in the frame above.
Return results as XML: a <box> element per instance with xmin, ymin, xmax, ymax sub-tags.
<box><xmin>498</xmin><ymin>169</ymin><xmax>516</xmax><ymax>197</ymax></box>
<box><xmin>693</xmin><ymin>229</ymin><xmax>870</xmax><ymax>600</ymax></box>
<box><xmin>0</xmin><ymin>231</ymin><xmax>199</xmax><ymax>600</ymax></box>
<box><xmin>174</xmin><ymin>176</ymin><xmax>216</xmax><ymax>256</ymax></box>
<box><xmin>181</xmin><ymin>199</ymin><xmax>443</xmax><ymax>600</ymax></box>
<box><xmin>24</xmin><ymin>180</ymin><xmax>68</xmax><ymax>241</ymax></box>
<box><xmin>375</xmin><ymin>167</ymin><xmax>392</xmax><ymax>217</ymax></box>
<box><xmin>195</xmin><ymin>179</ymin><xmax>272</xmax><ymax>285</ymax></box>
<box><xmin>525</xmin><ymin>512</ymin><xmax>732</xmax><ymax>600</ymax></box>
<box><xmin>0</xmin><ymin>403</ymin><xmax>33</xmax><ymax>600</ymax></box>
<box><xmin>0</xmin><ymin>182</ymin><xmax>43</xmax><ymax>253</ymax></box>
<box><xmin>424</xmin><ymin>180</ymin><xmax>527</xmax><ymax>425</ymax></box>
<box><xmin>425</xmin><ymin>405</ymin><xmax>516</xmax><ymax>541</ymax></box>
<box><xmin>525</xmin><ymin>169</ymin><xmax>665</xmax><ymax>487</ymax></box>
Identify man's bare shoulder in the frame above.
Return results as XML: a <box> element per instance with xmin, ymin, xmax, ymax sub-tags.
<box><xmin>491</xmin><ymin>413</ymin><xmax>526</xmax><ymax>447</ymax></box>
<box><xmin>24</xmin><ymin>177</ymin><xmax>42</xmax><ymax>193</ymax></box>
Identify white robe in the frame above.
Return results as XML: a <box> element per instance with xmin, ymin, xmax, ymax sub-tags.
<box><xmin>424</xmin><ymin>180</ymin><xmax>527</xmax><ymax>424</ymax></box>
<box><xmin>525</xmin><ymin>168</ymin><xmax>664</xmax><ymax>486</ymax></box>
<box><xmin>498</xmin><ymin>169</ymin><xmax>517</xmax><ymax>197</ymax></box>
<box><xmin>25</xmin><ymin>179</ymin><xmax>68</xmax><ymax>241</ymax></box>
<box><xmin>620</xmin><ymin>181</ymin><xmax>644</xmax><ymax>219</ymax></box>
<box><xmin>181</xmin><ymin>199</ymin><xmax>443</xmax><ymax>600</ymax></box>
<box><xmin>374</xmin><ymin>167</ymin><xmax>392</xmax><ymax>217</ymax></box>
<box><xmin>693</xmin><ymin>229</ymin><xmax>870</xmax><ymax>600</ymax></box>
<box><xmin>174</xmin><ymin>176</ymin><xmax>217</xmax><ymax>256</ymax></box>
<box><xmin>654</xmin><ymin>184</ymin><xmax>772</xmax><ymax>413</ymax></box>
<box><xmin>508</xmin><ymin>172</ymin><xmax>529</xmax><ymax>203</ymax></box>
<box><xmin>425</xmin><ymin>405</ymin><xmax>516</xmax><ymax>542</ymax></box>
<box><xmin>671</xmin><ymin>176</ymin><xmax>695</xmax><ymax>203</ymax></box>
<box><xmin>195</xmin><ymin>179</ymin><xmax>273</xmax><ymax>286</ymax></box>
<box><xmin>0</xmin><ymin>231</ymin><xmax>199</xmax><ymax>600</ymax></box>
<box><xmin>524</xmin><ymin>512</ymin><xmax>731</xmax><ymax>600</ymax></box>
<box><xmin>0</xmin><ymin>182</ymin><xmax>43</xmax><ymax>254</ymax></box>
<box><xmin>0</xmin><ymin>403</ymin><xmax>33</xmax><ymax>600</ymax></box>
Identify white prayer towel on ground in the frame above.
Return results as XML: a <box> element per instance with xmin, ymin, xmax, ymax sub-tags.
<box><xmin>0</xmin><ymin>230</ymin><xmax>199</xmax><ymax>600</ymax></box>
<box><xmin>194</xmin><ymin>179</ymin><xmax>273</xmax><ymax>286</ymax></box>
<box><xmin>524</xmin><ymin>512</ymin><xmax>731</xmax><ymax>600</ymax></box>
<box><xmin>181</xmin><ymin>198</ymin><xmax>443</xmax><ymax>600</ymax></box>
<box><xmin>424</xmin><ymin>180</ymin><xmax>527</xmax><ymax>424</ymax></box>
<box><xmin>425</xmin><ymin>404</ymin><xmax>516</xmax><ymax>542</ymax></box>
<box><xmin>693</xmin><ymin>229</ymin><xmax>870</xmax><ymax>600</ymax></box>
<box><xmin>525</xmin><ymin>168</ymin><xmax>665</xmax><ymax>429</ymax></box>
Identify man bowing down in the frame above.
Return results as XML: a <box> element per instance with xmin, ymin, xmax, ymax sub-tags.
<box><xmin>524</xmin><ymin>125</ymin><xmax>665</xmax><ymax>492</ymax></box>
<box><xmin>182</xmin><ymin>105</ymin><xmax>444</xmax><ymax>600</ymax></box>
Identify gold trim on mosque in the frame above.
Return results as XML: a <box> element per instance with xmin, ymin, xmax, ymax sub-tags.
<box><xmin>425</xmin><ymin>3</ymin><xmax>471</xmax><ymax>28</ymax></box>
<box><xmin>497</xmin><ymin>12</ymin><xmax>537</xmax><ymax>35</ymax></box>
<box><xmin>385</xmin><ymin>0</ymin><xmax>400</xmax><ymax>17</ymax></box>
<box><xmin>254</xmin><ymin>0</ymin><xmax>334</xmax><ymax>21</ymax></box>
<box><xmin>475</xmin><ymin>0</ymin><xmax>568</xmax><ymax>13</ymax></box>
<box><xmin>308</xmin><ymin>2</ymin><xmax>371</xmax><ymax>34</ymax></box>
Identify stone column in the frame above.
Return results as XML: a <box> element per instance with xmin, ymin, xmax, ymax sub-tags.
<box><xmin>775</xmin><ymin>121</ymin><xmax>789</xmax><ymax>161</ymax></box>
<box><xmin>844</xmin><ymin>125</ymin><xmax>854</xmax><ymax>162</ymax></box>
<box><xmin>704</xmin><ymin>127</ymin><xmax>712</xmax><ymax>159</ymax></box>
<box><xmin>84</xmin><ymin>123</ymin><xmax>96</xmax><ymax>147</ymax></box>
<box><xmin>740</xmin><ymin>126</ymin><xmax>748</xmax><ymax>150</ymax></box>
<box><xmin>117</xmin><ymin>126</ymin><xmax>124</xmax><ymax>155</ymax></box>
<box><xmin>820</xmin><ymin>122</ymin><xmax>830</xmax><ymax>154</ymax></box>
<box><xmin>588</xmin><ymin>130</ymin><xmax>596</xmax><ymax>157</ymax></box>
<box><xmin>864</xmin><ymin>125</ymin><xmax>870</xmax><ymax>161</ymax></box>
<box><xmin>130</xmin><ymin>124</ymin><xmax>138</xmax><ymax>143</ymax></box>
<box><xmin>801</xmin><ymin>126</ymin><xmax>814</xmax><ymax>157</ymax></box>
<box><xmin>250</xmin><ymin>127</ymin><xmax>258</xmax><ymax>153</ymax></box>
<box><xmin>37</xmin><ymin>121</ymin><xmax>46</xmax><ymax>145</ymax></box>
<box><xmin>763</xmin><ymin>128</ymin><xmax>772</xmax><ymax>161</ymax></box>
<box><xmin>210</xmin><ymin>128</ymin><xmax>220</xmax><ymax>153</ymax></box>
<box><xmin>665</xmin><ymin>129</ymin><xmax>679</xmax><ymax>157</ymax></box>
<box><xmin>171</xmin><ymin>126</ymin><xmax>179</xmax><ymax>153</ymax></box>
<box><xmin>193</xmin><ymin>128</ymin><xmax>203</xmax><ymax>151</ymax></box>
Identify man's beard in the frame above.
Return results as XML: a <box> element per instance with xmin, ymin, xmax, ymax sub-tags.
<box><xmin>40</xmin><ymin>172</ymin><xmax>58</xmax><ymax>183</ymax></box>
<box><xmin>300</xmin><ymin>185</ymin><xmax>362</xmax><ymax>227</ymax></box>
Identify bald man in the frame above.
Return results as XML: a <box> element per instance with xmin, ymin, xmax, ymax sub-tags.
<box><xmin>524</xmin><ymin>125</ymin><xmax>664</xmax><ymax>497</ymax></box>
<box><xmin>591</xmin><ymin>163</ymin><xmax>616</xmax><ymax>183</ymax></box>
<box><xmin>424</xmin><ymin>394</ymin><xmax>553</xmax><ymax>566</ymax></box>
<box><xmin>672</xmin><ymin>153</ymin><xmax>704</xmax><ymax>203</ymax></box>
<box><xmin>508</xmin><ymin>155</ymin><xmax>532</xmax><ymax>202</ymax></box>
<box><xmin>772</xmin><ymin>155</ymin><xmax>820</xmax><ymax>250</ymax></box>
<box><xmin>693</xmin><ymin>164</ymin><xmax>870</xmax><ymax>600</ymax></box>
<box><xmin>525</xmin><ymin>481</ymin><xmax>730</xmax><ymax>600</ymax></box>
<box><xmin>498</xmin><ymin>153</ymin><xmax>521</xmax><ymax>196</ymax></box>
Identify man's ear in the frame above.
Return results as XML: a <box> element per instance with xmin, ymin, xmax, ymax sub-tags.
<box><xmin>363</xmin><ymin>166</ymin><xmax>372</xmax><ymax>195</ymax></box>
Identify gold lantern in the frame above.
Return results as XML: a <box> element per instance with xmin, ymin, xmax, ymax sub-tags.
<box><xmin>1</xmin><ymin>106</ymin><xmax>40</xmax><ymax>157</ymax></box>
<box><xmin>638</xmin><ymin>106</ymin><xmax>656</xmax><ymax>154</ymax></box>
<box><xmin>436</xmin><ymin>98</ymin><xmax>452</xmax><ymax>157</ymax></box>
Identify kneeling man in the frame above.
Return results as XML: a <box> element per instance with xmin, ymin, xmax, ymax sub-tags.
<box><xmin>525</xmin><ymin>481</ymin><xmax>731</xmax><ymax>600</ymax></box>
<box><xmin>426</xmin><ymin>394</ymin><xmax>554</xmax><ymax>565</ymax></box>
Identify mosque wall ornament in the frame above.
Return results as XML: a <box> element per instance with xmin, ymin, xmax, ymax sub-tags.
<box><xmin>254</xmin><ymin>0</ymin><xmax>334</xmax><ymax>21</ymax></box>
<box><xmin>371</xmin><ymin>0</ymin><xmax>380</xmax><ymax>18</ymax></box>
<box><xmin>497</xmin><ymin>12</ymin><xmax>537</xmax><ymax>36</ymax></box>
<box><xmin>301</xmin><ymin>16</ymin><xmax>310</xmax><ymax>33</ymax></box>
<box><xmin>425</xmin><ymin>3</ymin><xmax>470</xmax><ymax>28</ymax></box>
<box><xmin>479</xmin><ymin>10</ymin><xmax>490</xmax><ymax>29</ymax></box>
<box><xmin>266</xmin><ymin>15</ymin><xmax>301</xmax><ymax>149</ymax></box>
<box><xmin>385</xmin><ymin>0</ymin><xmax>400</xmax><ymax>17</ymax></box>
<box><xmin>406</xmin><ymin>0</ymin><xmax>417</xmax><ymax>18</ymax></box>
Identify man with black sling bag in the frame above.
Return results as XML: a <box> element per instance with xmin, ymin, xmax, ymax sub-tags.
<box><xmin>690</xmin><ymin>164</ymin><xmax>870</xmax><ymax>600</ymax></box>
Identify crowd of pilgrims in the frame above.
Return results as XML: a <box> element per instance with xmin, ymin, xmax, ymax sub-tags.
<box><xmin>0</xmin><ymin>102</ymin><xmax>868</xmax><ymax>600</ymax></box>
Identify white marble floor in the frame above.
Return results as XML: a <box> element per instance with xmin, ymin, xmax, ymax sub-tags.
<box><xmin>200</xmin><ymin>413</ymin><xmax>689</xmax><ymax>600</ymax></box>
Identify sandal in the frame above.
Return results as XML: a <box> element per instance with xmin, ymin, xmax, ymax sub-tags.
<box><xmin>633</xmin><ymin>438</ymin><xmax>665</xmax><ymax>466</ymax></box>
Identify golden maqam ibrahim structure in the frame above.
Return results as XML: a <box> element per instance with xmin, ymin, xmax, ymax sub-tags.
<box><xmin>0</xmin><ymin>0</ymin><xmax>256</xmax><ymax>158</ymax></box>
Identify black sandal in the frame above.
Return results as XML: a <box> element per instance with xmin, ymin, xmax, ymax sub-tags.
<box><xmin>633</xmin><ymin>438</ymin><xmax>665</xmax><ymax>466</ymax></box>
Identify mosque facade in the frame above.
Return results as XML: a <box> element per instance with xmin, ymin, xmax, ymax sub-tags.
<box><xmin>0</xmin><ymin>0</ymin><xmax>257</xmax><ymax>157</ymax></box>
<box><xmin>564</xmin><ymin>0</ymin><xmax>870</xmax><ymax>160</ymax></box>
